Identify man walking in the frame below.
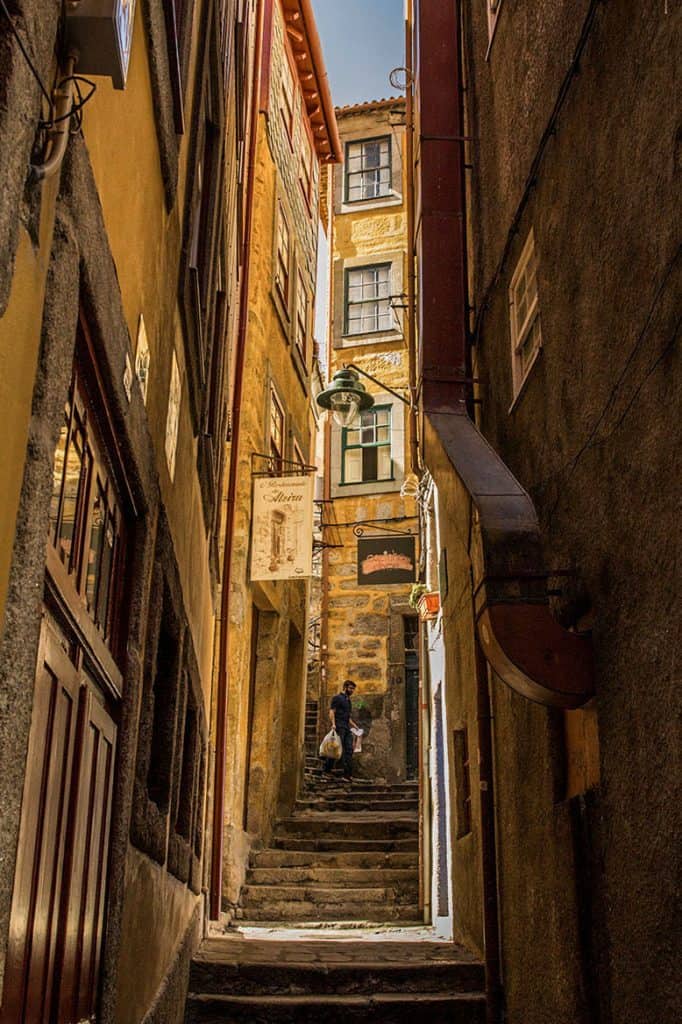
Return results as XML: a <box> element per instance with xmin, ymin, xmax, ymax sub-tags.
<box><xmin>323</xmin><ymin>679</ymin><xmax>358</xmax><ymax>783</ymax></box>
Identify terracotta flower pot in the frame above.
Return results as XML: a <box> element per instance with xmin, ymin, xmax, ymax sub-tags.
<box><xmin>417</xmin><ymin>592</ymin><xmax>440</xmax><ymax>620</ymax></box>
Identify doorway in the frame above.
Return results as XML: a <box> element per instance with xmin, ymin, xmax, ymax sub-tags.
<box><xmin>404</xmin><ymin>616</ymin><xmax>419</xmax><ymax>779</ymax></box>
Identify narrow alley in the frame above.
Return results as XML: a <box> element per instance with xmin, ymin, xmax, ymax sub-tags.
<box><xmin>0</xmin><ymin>1</ymin><xmax>678</xmax><ymax>1024</ymax></box>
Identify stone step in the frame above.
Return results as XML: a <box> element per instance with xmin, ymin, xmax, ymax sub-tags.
<box><xmin>236</xmin><ymin>902</ymin><xmax>421</xmax><ymax>922</ymax></box>
<box><xmin>275</xmin><ymin>816</ymin><xmax>417</xmax><ymax>840</ymax></box>
<box><xmin>189</xmin><ymin>959</ymin><xmax>484</xmax><ymax>997</ymax></box>
<box><xmin>185</xmin><ymin>991</ymin><xmax>486</xmax><ymax>1023</ymax></box>
<box><xmin>271</xmin><ymin>837</ymin><xmax>419</xmax><ymax>853</ymax></box>
<box><xmin>251</xmin><ymin>849</ymin><xmax>418</xmax><ymax>869</ymax></box>
<box><xmin>241</xmin><ymin>884</ymin><xmax>419</xmax><ymax>906</ymax></box>
<box><xmin>246</xmin><ymin>866</ymin><xmax>417</xmax><ymax>886</ymax></box>
<box><xmin>295</xmin><ymin>798</ymin><xmax>419</xmax><ymax>813</ymax></box>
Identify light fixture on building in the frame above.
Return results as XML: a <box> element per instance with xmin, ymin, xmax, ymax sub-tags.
<box><xmin>316</xmin><ymin>368</ymin><xmax>373</xmax><ymax>428</ymax></box>
<box><xmin>65</xmin><ymin>0</ymin><xmax>137</xmax><ymax>90</ymax></box>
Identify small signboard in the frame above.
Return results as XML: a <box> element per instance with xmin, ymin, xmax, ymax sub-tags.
<box><xmin>251</xmin><ymin>475</ymin><xmax>314</xmax><ymax>580</ymax></box>
<box><xmin>357</xmin><ymin>536</ymin><xmax>416</xmax><ymax>586</ymax></box>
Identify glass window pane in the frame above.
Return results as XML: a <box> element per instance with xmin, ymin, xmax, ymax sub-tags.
<box><xmin>364</xmin><ymin>142</ymin><xmax>381</xmax><ymax>168</ymax></box>
<box><xmin>377</xmin><ymin>446</ymin><xmax>392</xmax><ymax>479</ymax></box>
<box><xmin>58</xmin><ymin>429</ymin><xmax>85</xmax><ymax>566</ymax></box>
<box><xmin>344</xmin><ymin>448</ymin><xmax>362</xmax><ymax>483</ymax></box>
<box><xmin>49</xmin><ymin>419</ymin><xmax>68</xmax><ymax>544</ymax></box>
<box><xmin>86</xmin><ymin>482</ymin><xmax>105</xmax><ymax>611</ymax></box>
<box><xmin>377</xmin><ymin>426</ymin><xmax>390</xmax><ymax>443</ymax></box>
<box><xmin>96</xmin><ymin>512</ymin><xmax>116</xmax><ymax>633</ymax></box>
<box><xmin>375</xmin><ymin>409</ymin><xmax>390</xmax><ymax>426</ymax></box>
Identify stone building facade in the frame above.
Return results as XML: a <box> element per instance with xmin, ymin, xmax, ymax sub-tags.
<box><xmin>320</xmin><ymin>99</ymin><xmax>419</xmax><ymax>783</ymax></box>
<box><xmin>410</xmin><ymin>2</ymin><xmax>680</xmax><ymax>1023</ymax></box>
<box><xmin>215</xmin><ymin>0</ymin><xmax>340</xmax><ymax>912</ymax></box>
<box><xmin>0</xmin><ymin>1</ymin><xmax>255</xmax><ymax>1021</ymax></box>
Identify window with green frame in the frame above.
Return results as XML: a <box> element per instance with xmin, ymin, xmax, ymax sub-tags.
<box><xmin>341</xmin><ymin>406</ymin><xmax>392</xmax><ymax>484</ymax></box>
<box><xmin>345</xmin><ymin>136</ymin><xmax>392</xmax><ymax>201</ymax></box>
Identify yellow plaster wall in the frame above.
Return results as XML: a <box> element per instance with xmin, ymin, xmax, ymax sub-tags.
<box><xmin>0</xmin><ymin>175</ymin><xmax>59</xmax><ymax>631</ymax></box>
<box><xmin>82</xmin><ymin>5</ymin><xmax>214</xmax><ymax>693</ymax></box>
<box><xmin>221</xmin><ymin>112</ymin><xmax>317</xmax><ymax>904</ymax></box>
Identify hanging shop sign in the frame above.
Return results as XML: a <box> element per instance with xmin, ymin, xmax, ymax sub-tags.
<box><xmin>251</xmin><ymin>475</ymin><xmax>314</xmax><ymax>580</ymax></box>
<box><xmin>357</xmin><ymin>536</ymin><xmax>416</xmax><ymax>586</ymax></box>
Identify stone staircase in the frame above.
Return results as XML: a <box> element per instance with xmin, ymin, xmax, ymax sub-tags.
<box><xmin>235</xmin><ymin>778</ymin><xmax>420</xmax><ymax>924</ymax></box>
<box><xmin>184</xmin><ymin>777</ymin><xmax>486</xmax><ymax>1022</ymax></box>
<box><xmin>185</xmin><ymin>932</ymin><xmax>487</xmax><ymax>1022</ymax></box>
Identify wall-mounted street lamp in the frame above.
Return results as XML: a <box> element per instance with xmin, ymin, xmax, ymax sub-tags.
<box><xmin>315</xmin><ymin>367</ymin><xmax>373</xmax><ymax>428</ymax></box>
<box><xmin>316</xmin><ymin>363</ymin><xmax>411</xmax><ymax>429</ymax></box>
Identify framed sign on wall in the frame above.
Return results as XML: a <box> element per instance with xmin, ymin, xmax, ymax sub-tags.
<box><xmin>357</xmin><ymin>536</ymin><xmax>416</xmax><ymax>586</ymax></box>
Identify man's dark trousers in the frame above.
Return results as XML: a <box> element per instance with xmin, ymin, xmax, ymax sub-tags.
<box><xmin>323</xmin><ymin>725</ymin><xmax>353</xmax><ymax>778</ymax></box>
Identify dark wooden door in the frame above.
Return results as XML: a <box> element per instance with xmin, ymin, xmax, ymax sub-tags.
<box><xmin>0</xmin><ymin>618</ymin><xmax>117</xmax><ymax>1024</ymax></box>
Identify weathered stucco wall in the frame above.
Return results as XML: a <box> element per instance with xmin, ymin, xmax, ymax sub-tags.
<box><xmin>461</xmin><ymin>2</ymin><xmax>680</xmax><ymax>1021</ymax></box>
<box><xmin>220</xmin><ymin>4</ymin><xmax>320</xmax><ymax>907</ymax></box>
<box><xmin>0</xmin><ymin>0</ymin><xmax>242</xmax><ymax>1018</ymax></box>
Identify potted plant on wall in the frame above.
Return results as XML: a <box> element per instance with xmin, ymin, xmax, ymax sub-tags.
<box><xmin>409</xmin><ymin>582</ymin><xmax>440</xmax><ymax>621</ymax></box>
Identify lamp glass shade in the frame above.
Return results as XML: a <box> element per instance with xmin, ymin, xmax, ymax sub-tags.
<box><xmin>330</xmin><ymin>390</ymin><xmax>360</xmax><ymax>428</ymax></box>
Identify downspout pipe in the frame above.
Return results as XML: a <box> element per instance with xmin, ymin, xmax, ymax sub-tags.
<box><xmin>405</xmin><ymin>0</ymin><xmax>419</xmax><ymax>477</ymax></box>
<box><xmin>210</xmin><ymin>0</ymin><xmax>265</xmax><ymax>920</ymax></box>
<box><xmin>415</xmin><ymin>0</ymin><xmax>594</xmax><ymax>711</ymax></box>
<box><xmin>31</xmin><ymin>52</ymin><xmax>78</xmax><ymax>181</ymax></box>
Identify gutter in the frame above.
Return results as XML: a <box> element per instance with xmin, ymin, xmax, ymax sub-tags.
<box><xmin>210</xmin><ymin>0</ymin><xmax>265</xmax><ymax>920</ymax></box>
<box><xmin>416</xmin><ymin>0</ymin><xmax>594</xmax><ymax>711</ymax></box>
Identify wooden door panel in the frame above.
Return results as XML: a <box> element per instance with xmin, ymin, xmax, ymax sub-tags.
<box><xmin>1</xmin><ymin>620</ymin><xmax>118</xmax><ymax>1024</ymax></box>
<box><xmin>58</xmin><ymin>691</ymin><xmax>117</xmax><ymax>1024</ymax></box>
<box><xmin>1</xmin><ymin>624</ymin><xmax>80</xmax><ymax>1024</ymax></box>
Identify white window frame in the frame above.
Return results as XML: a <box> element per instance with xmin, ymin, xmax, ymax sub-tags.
<box><xmin>345</xmin><ymin>263</ymin><xmax>393</xmax><ymax>336</ymax></box>
<box><xmin>295</xmin><ymin>271</ymin><xmax>308</xmax><ymax>362</ymax></box>
<box><xmin>508</xmin><ymin>229</ymin><xmax>542</xmax><ymax>404</ymax></box>
<box><xmin>345</xmin><ymin>137</ymin><xmax>392</xmax><ymax>202</ymax></box>
<box><xmin>275</xmin><ymin>205</ymin><xmax>290</xmax><ymax>309</ymax></box>
<box><xmin>280</xmin><ymin>47</ymin><xmax>295</xmax><ymax>142</ymax></box>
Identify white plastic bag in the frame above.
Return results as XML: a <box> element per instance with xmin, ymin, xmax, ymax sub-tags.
<box><xmin>319</xmin><ymin>728</ymin><xmax>342</xmax><ymax>759</ymax></box>
<box><xmin>351</xmin><ymin>726</ymin><xmax>364</xmax><ymax>753</ymax></box>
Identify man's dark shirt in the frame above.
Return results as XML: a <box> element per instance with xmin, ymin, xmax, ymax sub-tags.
<box><xmin>331</xmin><ymin>691</ymin><xmax>352</xmax><ymax>729</ymax></box>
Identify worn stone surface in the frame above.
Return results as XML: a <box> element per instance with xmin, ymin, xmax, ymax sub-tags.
<box><xmin>441</xmin><ymin>3</ymin><xmax>682</xmax><ymax>1023</ymax></box>
<box><xmin>185</xmin><ymin>922</ymin><xmax>485</xmax><ymax>1022</ymax></box>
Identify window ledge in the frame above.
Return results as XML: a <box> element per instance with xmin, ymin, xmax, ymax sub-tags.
<box><xmin>336</xmin><ymin>329</ymin><xmax>404</xmax><ymax>349</ymax></box>
<box><xmin>508</xmin><ymin>344</ymin><xmax>542</xmax><ymax>414</ymax></box>
<box><xmin>340</xmin><ymin>194</ymin><xmax>403</xmax><ymax>214</ymax></box>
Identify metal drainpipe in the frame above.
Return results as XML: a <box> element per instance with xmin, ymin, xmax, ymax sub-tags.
<box><xmin>404</xmin><ymin>0</ymin><xmax>419</xmax><ymax>477</ymax></box>
<box><xmin>318</xmin><ymin>159</ymin><xmax>335</xmax><ymax>741</ymax></box>
<box><xmin>210</xmin><ymin>0</ymin><xmax>265</xmax><ymax>921</ymax></box>
<box><xmin>473</xmin><ymin>610</ymin><xmax>504</xmax><ymax>1023</ymax></box>
<box><xmin>31</xmin><ymin>52</ymin><xmax>77</xmax><ymax>181</ymax></box>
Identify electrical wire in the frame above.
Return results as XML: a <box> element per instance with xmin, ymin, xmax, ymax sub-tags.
<box><xmin>0</xmin><ymin>0</ymin><xmax>52</xmax><ymax>109</ymax></box>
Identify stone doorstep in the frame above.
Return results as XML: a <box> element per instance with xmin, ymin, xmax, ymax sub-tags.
<box><xmin>183</xmin><ymin>991</ymin><xmax>485</xmax><ymax>1007</ymax></box>
<box><xmin>246</xmin><ymin>867</ymin><xmax>417</xmax><ymax>885</ymax></box>
<box><xmin>184</xmin><ymin>991</ymin><xmax>487</xmax><ymax>1024</ymax></box>
<box><xmin>251</xmin><ymin>850</ymin><xmax>418</xmax><ymax>868</ymax></box>
<box><xmin>188</xmin><ymin>960</ymin><xmax>484</xmax><ymax>996</ymax></box>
